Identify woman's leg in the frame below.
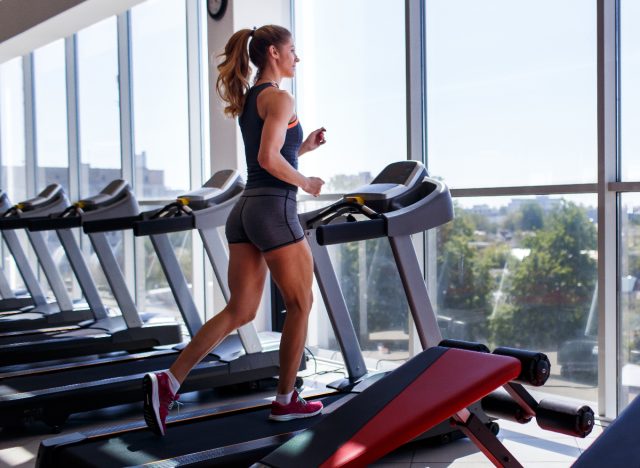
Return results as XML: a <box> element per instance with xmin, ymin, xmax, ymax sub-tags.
<box><xmin>169</xmin><ymin>242</ymin><xmax>267</xmax><ymax>383</ymax></box>
<box><xmin>263</xmin><ymin>239</ymin><xmax>314</xmax><ymax>395</ymax></box>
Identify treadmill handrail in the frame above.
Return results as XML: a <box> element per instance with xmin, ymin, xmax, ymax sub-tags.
<box><xmin>27</xmin><ymin>215</ymin><xmax>82</xmax><ymax>231</ymax></box>
<box><xmin>82</xmin><ymin>215</ymin><xmax>144</xmax><ymax>233</ymax></box>
<box><xmin>301</xmin><ymin>176</ymin><xmax>454</xmax><ymax>244</ymax></box>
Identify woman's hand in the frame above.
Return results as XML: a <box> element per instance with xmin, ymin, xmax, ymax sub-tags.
<box><xmin>299</xmin><ymin>127</ymin><xmax>326</xmax><ymax>156</ymax></box>
<box><xmin>303</xmin><ymin>176</ymin><xmax>325</xmax><ymax>197</ymax></box>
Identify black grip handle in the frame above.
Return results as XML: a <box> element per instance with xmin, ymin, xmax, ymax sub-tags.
<box><xmin>28</xmin><ymin>215</ymin><xmax>81</xmax><ymax>231</ymax></box>
<box><xmin>316</xmin><ymin>218</ymin><xmax>386</xmax><ymax>246</ymax></box>
<box><xmin>133</xmin><ymin>216</ymin><xmax>195</xmax><ymax>236</ymax></box>
<box><xmin>82</xmin><ymin>215</ymin><xmax>141</xmax><ymax>233</ymax></box>
<box><xmin>0</xmin><ymin>218</ymin><xmax>29</xmax><ymax>230</ymax></box>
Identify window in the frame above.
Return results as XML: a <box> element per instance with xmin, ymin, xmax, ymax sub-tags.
<box><xmin>619</xmin><ymin>0</ymin><xmax>640</xmax><ymax>410</ymax></box>
<box><xmin>77</xmin><ymin>17</ymin><xmax>122</xmax><ymax>198</ymax></box>
<box><xmin>33</xmin><ymin>39</ymin><xmax>69</xmax><ymax>191</ymax></box>
<box><xmin>130</xmin><ymin>0</ymin><xmax>191</xmax><ymax>320</ymax></box>
<box><xmin>426</xmin><ymin>0</ymin><xmax>597</xmax><ymax>188</ymax></box>
<box><xmin>0</xmin><ymin>57</ymin><xmax>28</xmax><ymax>291</ymax></box>
<box><xmin>294</xmin><ymin>1</ymin><xmax>408</xmax><ymax>366</ymax></box>
<box><xmin>130</xmin><ymin>0</ymin><xmax>190</xmax><ymax>198</ymax></box>
<box><xmin>620</xmin><ymin>194</ymin><xmax>640</xmax><ymax>408</ymax></box>
<box><xmin>0</xmin><ymin>57</ymin><xmax>27</xmax><ymax>202</ymax></box>
<box><xmin>294</xmin><ymin>0</ymin><xmax>407</xmax><ymax>194</ymax></box>
<box><xmin>435</xmin><ymin>195</ymin><xmax>598</xmax><ymax>404</ymax></box>
<box><xmin>621</xmin><ymin>0</ymin><xmax>640</xmax><ymax>181</ymax></box>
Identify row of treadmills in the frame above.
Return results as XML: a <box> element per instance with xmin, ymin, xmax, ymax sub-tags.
<box><xmin>0</xmin><ymin>161</ymin><xmax>631</xmax><ymax>467</ymax></box>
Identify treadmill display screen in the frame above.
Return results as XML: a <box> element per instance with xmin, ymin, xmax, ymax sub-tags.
<box><xmin>371</xmin><ymin>162</ymin><xmax>418</xmax><ymax>185</ymax></box>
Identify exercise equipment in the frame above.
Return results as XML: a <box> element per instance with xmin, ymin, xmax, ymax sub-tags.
<box><xmin>35</xmin><ymin>161</ymin><xmax>594</xmax><ymax>467</ymax></box>
<box><xmin>0</xmin><ymin>180</ymin><xmax>182</xmax><ymax>366</ymax></box>
<box><xmin>0</xmin><ymin>170</ymin><xmax>281</xmax><ymax>431</ymax></box>
<box><xmin>573</xmin><ymin>395</ymin><xmax>640</xmax><ymax>467</ymax></box>
<box><xmin>254</xmin><ymin>342</ymin><xmax>593</xmax><ymax>468</ymax></box>
<box><xmin>36</xmin><ymin>161</ymin><xmax>461</xmax><ymax>466</ymax></box>
<box><xmin>0</xmin><ymin>185</ymin><xmax>95</xmax><ymax>329</ymax></box>
<box><xmin>0</xmin><ymin>190</ymin><xmax>35</xmax><ymax>312</ymax></box>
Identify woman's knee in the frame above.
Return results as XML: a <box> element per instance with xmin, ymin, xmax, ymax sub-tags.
<box><xmin>283</xmin><ymin>291</ymin><xmax>313</xmax><ymax>315</ymax></box>
<box><xmin>225</xmin><ymin>303</ymin><xmax>258</xmax><ymax>329</ymax></box>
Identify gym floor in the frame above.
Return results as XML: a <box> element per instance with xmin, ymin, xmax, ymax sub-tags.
<box><xmin>0</xmin><ymin>359</ymin><xmax>604</xmax><ymax>468</ymax></box>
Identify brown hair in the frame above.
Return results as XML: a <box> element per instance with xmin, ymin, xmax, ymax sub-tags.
<box><xmin>215</xmin><ymin>25</ymin><xmax>292</xmax><ymax>118</ymax></box>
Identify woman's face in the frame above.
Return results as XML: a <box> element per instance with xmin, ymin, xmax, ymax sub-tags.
<box><xmin>276</xmin><ymin>37</ymin><xmax>299</xmax><ymax>78</ymax></box>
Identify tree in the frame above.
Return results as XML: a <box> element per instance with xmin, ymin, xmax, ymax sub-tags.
<box><xmin>504</xmin><ymin>201</ymin><xmax>544</xmax><ymax>232</ymax></box>
<box><xmin>437</xmin><ymin>205</ymin><xmax>494</xmax><ymax>331</ymax></box>
<box><xmin>489</xmin><ymin>201</ymin><xmax>597</xmax><ymax>348</ymax></box>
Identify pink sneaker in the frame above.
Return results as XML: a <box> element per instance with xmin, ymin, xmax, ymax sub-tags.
<box><xmin>269</xmin><ymin>390</ymin><xmax>323</xmax><ymax>421</ymax></box>
<box><xmin>143</xmin><ymin>372</ymin><xmax>179</xmax><ymax>436</ymax></box>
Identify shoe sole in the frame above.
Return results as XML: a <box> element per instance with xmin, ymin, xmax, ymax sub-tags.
<box><xmin>269</xmin><ymin>407</ymin><xmax>322</xmax><ymax>422</ymax></box>
<box><xmin>143</xmin><ymin>373</ymin><xmax>164</xmax><ymax>436</ymax></box>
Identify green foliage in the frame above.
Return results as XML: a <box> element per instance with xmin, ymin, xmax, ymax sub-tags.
<box><xmin>437</xmin><ymin>205</ymin><xmax>493</xmax><ymax>313</ymax></box>
<box><xmin>489</xmin><ymin>201</ymin><xmax>597</xmax><ymax>348</ymax></box>
<box><xmin>336</xmin><ymin>239</ymin><xmax>408</xmax><ymax>348</ymax></box>
<box><xmin>504</xmin><ymin>201</ymin><xmax>544</xmax><ymax>232</ymax></box>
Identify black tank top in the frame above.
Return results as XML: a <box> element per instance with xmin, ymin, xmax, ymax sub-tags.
<box><xmin>239</xmin><ymin>82</ymin><xmax>303</xmax><ymax>191</ymax></box>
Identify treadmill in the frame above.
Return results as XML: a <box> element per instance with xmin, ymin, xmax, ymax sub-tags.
<box><xmin>0</xmin><ymin>190</ymin><xmax>37</xmax><ymax>312</ymax></box>
<box><xmin>0</xmin><ymin>185</ymin><xmax>95</xmax><ymax>328</ymax></box>
<box><xmin>0</xmin><ymin>180</ymin><xmax>182</xmax><ymax>366</ymax></box>
<box><xmin>36</xmin><ymin>161</ymin><xmax>487</xmax><ymax>467</ymax></box>
<box><xmin>0</xmin><ymin>170</ymin><xmax>281</xmax><ymax>431</ymax></box>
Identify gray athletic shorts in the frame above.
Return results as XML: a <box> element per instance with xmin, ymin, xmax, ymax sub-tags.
<box><xmin>225</xmin><ymin>187</ymin><xmax>305</xmax><ymax>252</ymax></box>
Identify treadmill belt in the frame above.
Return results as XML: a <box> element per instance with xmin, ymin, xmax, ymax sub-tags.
<box><xmin>55</xmin><ymin>394</ymin><xmax>344</xmax><ymax>467</ymax></box>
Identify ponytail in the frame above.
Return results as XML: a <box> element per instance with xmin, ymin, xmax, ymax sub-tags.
<box><xmin>216</xmin><ymin>28</ymin><xmax>253</xmax><ymax>118</ymax></box>
<box><xmin>216</xmin><ymin>25</ymin><xmax>292</xmax><ymax>118</ymax></box>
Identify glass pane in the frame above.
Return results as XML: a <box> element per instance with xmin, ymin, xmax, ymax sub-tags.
<box><xmin>33</xmin><ymin>39</ymin><xmax>69</xmax><ymax>192</ymax></box>
<box><xmin>620</xmin><ymin>193</ymin><xmax>640</xmax><ymax>410</ymax></box>
<box><xmin>434</xmin><ymin>194</ymin><xmax>598</xmax><ymax>404</ymax></box>
<box><xmin>0</xmin><ymin>57</ymin><xmax>27</xmax><ymax>202</ymax></box>
<box><xmin>136</xmin><ymin>231</ymin><xmax>191</xmax><ymax>330</ymax></box>
<box><xmin>426</xmin><ymin>1</ymin><xmax>597</xmax><ymax>188</ymax></box>
<box><xmin>131</xmin><ymin>0</ymin><xmax>189</xmax><ymax>198</ymax></box>
<box><xmin>294</xmin><ymin>0</ymin><xmax>407</xmax><ymax>194</ymax></box>
<box><xmin>621</xmin><ymin>0</ymin><xmax>640</xmax><ymax>181</ymax></box>
<box><xmin>0</xmin><ymin>58</ymin><xmax>28</xmax><ymax>292</ymax></box>
<box><xmin>77</xmin><ymin>17</ymin><xmax>122</xmax><ymax>198</ymax></box>
<box><xmin>299</xmin><ymin>198</ymin><xmax>410</xmax><ymax>372</ymax></box>
<box><xmin>85</xmin><ymin>231</ymin><xmax>127</xmax><ymax>313</ymax></box>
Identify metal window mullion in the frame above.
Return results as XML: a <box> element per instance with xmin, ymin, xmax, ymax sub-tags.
<box><xmin>64</xmin><ymin>35</ymin><xmax>84</xmax><ymax>301</ymax></box>
<box><xmin>186</xmin><ymin>0</ymin><xmax>205</xmax><ymax>318</ymax></box>
<box><xmin>23</xmin><ymin>53</ymin><xmax>36</xmax><ymax>197</ymax></box>
<box><xmin>406</xmin><ymin>0</ymin><xmax>426</xmax><ymax>166</ymax></box>
<box><xmin>597</xmin><ymin>0</ymin><xmax>618</xmax><ymax>420</ymax></box>
<box><xmin>65</xmin><ymin>35</ymin><xmax>80</xmax><ymax>203</ymax></box>
<box><xmin>452</xmin><ymin>183</ymin><xmax>598</xmax><ymax>198</ymax></box>
<box><xmin>406</xmin><ymin>0</ymin><xmax>428</xmax><ymax>357</ymax></box>
<box><xmin>117</xmin><ymin>11</ymin><xmax>137</xmax><ymax>299</ymax></box>
<box><xmin>609</xmin><ymin>181</ymin><xmax>640</xmax><ymax>192</ymax></box>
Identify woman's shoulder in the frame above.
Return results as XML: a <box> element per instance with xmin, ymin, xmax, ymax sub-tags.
<box><xmin>259</xmin><ymin>87</ymin><xmax>294</xmax><ymax>114</ymax></box>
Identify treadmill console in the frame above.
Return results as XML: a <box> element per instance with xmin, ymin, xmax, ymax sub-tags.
<box><xmin>80</xmin><ymin>180</ymin><xmax>131</xmax><ymax>210</ymax></box>
<box><xmin>177</xmin><ymin>170</ymin><xmax>244</xmax><ymax>209</ymax></box>
<box><xmin>19</xmin><ymin>184</ymin><xmax>65</xmax><ymax>211</ymax></box>
<box><xmin>346</xmin><ymin>161</ymin><xmax>428</xmax><ymax>212</ymax></box>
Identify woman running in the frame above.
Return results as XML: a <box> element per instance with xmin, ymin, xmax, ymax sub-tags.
<box><xmin>143</xmin><ymin>24</ymin><xmax>326</xmax><ymax>436</ymax></box>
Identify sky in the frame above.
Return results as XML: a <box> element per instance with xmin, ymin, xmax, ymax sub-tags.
<box><xmin>1</xmin><ymin>0</ymin><xmax>640</xmax><ymax>198</ymax></box>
